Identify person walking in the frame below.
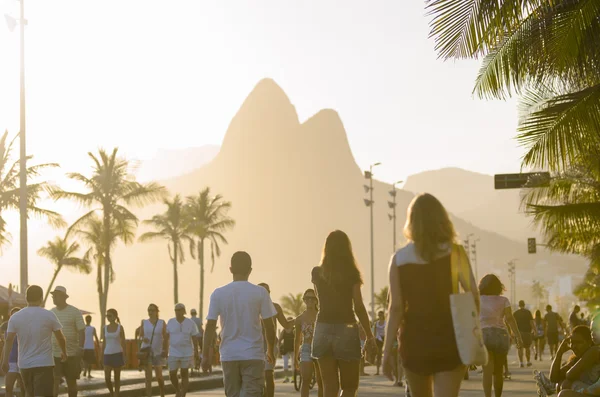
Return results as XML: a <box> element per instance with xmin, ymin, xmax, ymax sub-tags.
<box><xmin>382</xmin><ymin>193</ymin><xmax>479</xmax><ymax>397</ymax></box>
<box><xmin>513</xmin><ymin>300</ymin><xmax>536</xmax><ymax>368</ymax></box>
<box><xmin>189</xmin><ymin>309</ymin><xmax>204</xmax><ymax>374</ymax></box>
<box><xmin>545</xmin><ymin>305</ymin><xmax>566</xmax><ymax>359</ymax></box>
<box><xmin>279</xmin><ymin>317</ymin><xmax>295</xmax><ymax>383</ymax></box>
<box><xmin>139</xmin><ymin>304</ymin><xmax>168</xmax><ymax>397</ymax></box>
<box><xmin>103</xmin><ymin>308</ymin><xmax>127</xmax><ymax>397</ymax></box>
<box><xmin>50</xmin><ymin>286</ymin><xmax>86</xmax><ymax>397</ymax></box>
<box><xmin>311</xmin><ymin>230</ymin><xmax>375</xmax><ymax>397</ymax></box>
<box><xmin>374</xmin><ymin>311</ymin><xmax>386</xmax><ymax>376</ymax></box>
<box><xmin>293</xmin><ymin>289</ymin><xmax>323</xmax><ymax>397</ymax></box>
<box><xmin>534</xmin><ymin>310</ymin><xmax>546</xmax><ymax>361</ymax></box>
<box><xmin>479</xmin><ymin>274</ymin><xmax>523</xmax><ymax>397</ymax></box>
<box><xmin>570</xmin><ymin>306</ymin><xmax>583</xmax><ymax>331</ymax></box>
<box><xmin>1</xmin><ymin>285</ymin><xmax>67</xmax><ymax>397</ymax></box>
<box><xmin>202</xmin><ymin>251</ymin><xmax>278</xmax><ymax>397</ymax></box>
<box><xmin>1</xmin><ymin>307</ymin><xmax>25</xmax><ymax>397</ymax></box>
<box><xmin>166</xmin><ymin>303</ymin><xmax>199</xmax><ymax>397</ymax></box>
<box><xmin>82</xmin><ymin>315</ymin><xmax>99</xmax><ymax>379</ymax></box>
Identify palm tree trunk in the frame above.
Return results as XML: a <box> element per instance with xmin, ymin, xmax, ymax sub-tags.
<box><xmin>43</xmin><ymin>266</ymin><xmax>62</xmax><ymax>307</ymax></box>
<box><xmin>97</xmin><ymin>260</ymin><xmax>104</xmax><ymax>339</ymax></box>
<box><xmin>198</xmin><ymin>238</ymin><xmax>205</xmax><ymax>321</ymax></box>
<box><xmin>173</xmin><ymin>241</ymin><xmax>179</xmax><ymax>304</ymax></box>
<box><xmin>101</xmin><ymin>211</ymin><xmax>111</xmax><ymax>334</ymax></box>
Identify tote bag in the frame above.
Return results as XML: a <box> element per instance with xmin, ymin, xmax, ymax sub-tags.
<box><xmin>450</xmin><ymin>244</ymin><xmax>488</xmax><ymax>366</ymax></box>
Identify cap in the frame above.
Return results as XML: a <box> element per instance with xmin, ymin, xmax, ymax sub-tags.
<box><xmin>175</xmin><ymin>303</ymin><xmax>186</xmax><ymax>313</ymax></box>
<box><xmin>50</xmin><ymin>286</ymin><xmax>69</xmax><ymax>298</ymax></box>
<box><xmin>190</xmin><ymin>309</ymin><xmax>197</xmax><ymax>314</ymax></box>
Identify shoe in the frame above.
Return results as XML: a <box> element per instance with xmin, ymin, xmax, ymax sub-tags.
<box><xmin>504</xmin><ymin>372</ymin><xmax>512</xmax><ymax>380</ymax></box>
<box><xmin>283</xmin><ymin>377</ymin><xmax>290</xmax><ymax>383</ymax></box>
<box><xmin>527</xmin><ymin>362</ymin><xmax>533</xmax><ymax>367</ymax></box>
<box><xmin>533</xmin><ymin>370</ymin><xmax>556</xmax><ymax>396</ymax></box>
<box><xmin>397</xmin><ymin>381</ymin><xmax>403</xmax><ymax>387</ymax></box>
<box><xmin>520</xmin><ymin>363</ymin><xmax>525</xmax><ymax>368</ymax></box>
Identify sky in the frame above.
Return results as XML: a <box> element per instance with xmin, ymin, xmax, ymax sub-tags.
<box><xmin>0</xmin><ymin>0</ymin><xmax>526</xmax><ymax>325</ymax></box>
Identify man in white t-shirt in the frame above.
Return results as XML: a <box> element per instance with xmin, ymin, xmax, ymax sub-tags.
<box><xmin>1</xmin><ymin>285</ymin><xmax>68</xmax><ymax>397</ymax></box>
<box><xmin>202</xmin><ymin>251</ymin><xmax>277</xmax><ymax>397</ymax></box>
<box><xmin>166</xmin><ymin>303</ymin><xmax>199</xmax><ymax>397</ymax></box>
<box><xmin>50</xmin><ymin>286</ymin><xmax>86</xmax><ymax>397</ymax></box>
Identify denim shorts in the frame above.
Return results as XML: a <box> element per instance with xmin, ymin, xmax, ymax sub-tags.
<box><xmin>300</xmin><ymin>343</ymin><xmax>313</xmax><ymax>363</ymax></box>
<box><xmin>312</xmin><ymin>322</ymin><xmax>361</xmax><ymax>361</ymax></box>
<box><xmin>483</xmin><ymin>327</ymin><xmax>510</xmax><ymax>355</ymax></box>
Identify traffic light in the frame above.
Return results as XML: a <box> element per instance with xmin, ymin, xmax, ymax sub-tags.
<box><xmin>528</xmin><ymin>238</ymin><xmax>537</xmax><ymax>254</ymax></box>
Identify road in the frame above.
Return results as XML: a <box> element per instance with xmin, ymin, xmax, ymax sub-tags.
<box><xmin>191</xmin><ymin>352</ymin><xmax>543</xmax><ymax>396</ymax></box>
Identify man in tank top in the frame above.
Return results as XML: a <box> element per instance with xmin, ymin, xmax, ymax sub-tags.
<box><xmin>82</xmin><ymin>315</ymin><xmax>99</xmax><ymax>378</ymax></box>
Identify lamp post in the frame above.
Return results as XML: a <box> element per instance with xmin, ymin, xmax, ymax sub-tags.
<box><xmin>364</xmin><ymin>162</ymin><xmax>380</xmax><ymax>322</ymax></box>
<box><xmin>508</xmin><ymin>259</ymin><xmax>517</xmax><ymax>307</ymax></box>
<box><xmin>387</xmin><ymin>180</ymin><xmax>403</xmax><ymax>252</ymax></box>
<box><xmin>5</xmin><ymin>0</ymin><xmax>28</xmax><ymax>293</ymax></box>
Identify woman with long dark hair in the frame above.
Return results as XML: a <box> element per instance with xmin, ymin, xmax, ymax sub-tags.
<box><xmin>139</xmin><ymin>304</ymin><xmax>167</xmax><ymax>397</ymax></box>
<box><xmin>534</xmin><ymin>309</ymin><xmax>546</xmax><ymax>361</ymax></box>
<box><xmin>479</xmin><ymin>274</ymin><xmax>522</xmax><ymax>397</ymax></box>
<box><xmin>382</xmin><ymin>193</ymin><xmax>479</xmax><ymax>397</ymax></box>
<box><xmin>311</xmin><ymin>230</ymin><xmax>375</xmax><ymax>397</ymax></box>
<box><xmin>103</xmin><ymin>308</ymin><xmax>126</xmax><ymax>397</ymax></box>
<box><xmin>294</xmin><ymin>288</ymin><xmax>323</xmax><ymax>397</ymax></box>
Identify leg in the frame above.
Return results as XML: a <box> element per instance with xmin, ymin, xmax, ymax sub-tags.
<box><xmin>180</xmin><ymin>368</ymin><xmax>189</xmax><ymax>397</ymax></box>
<box><xmin>493</xmin><ymin>353</ymin><xmax>506</xmax><ymax>397</ymax></box>
<box><xmin>316</xmin><ymin>357</ymin><xmax>340</xmax><ymax>397</ymax></box>
<box><xmin>482</xmin><ymin>351</ymin><xmax>494</xmax><ymax>397</ymax></box>
<box><xmin>264</xmin><ymin>370</ymin><xmax>274</xmax><ymax>397</ymax></box>
<box><xmin>169</xmin><ymin>371</ymin><xmax>180</xmax><ymax>397</ymax></box>
<box><xmin>526</xmin><ymin>346</ymin><xmax>532</xmax><ymax>364</ymax></box>
<box><xmin>338</xmin><ymin>359</ymin><xmax>360</xmax><ymax>397</ymax></box>
<box><xmin>375</xmin><ymin>340</ymin><xmax>383</xmax><ymax>375</ymax></box>
<box><xmin>53</xmin><ymin>360</ymin><xmax>61</xmax><ymax>397</ymax></box>
<box><xmin>239</xmin><ymin>360</ymin><xmax>265</xmax><ymax>397</ymax></box>
<box><xmin>144</xmin><ymin>363</ymin><xmax>153</xmax><ymax>397</ymax></box>
<box><xmin>517</xmin><ymin>347</ymin><xmax>524</xmax><ymax>365</ymax></box>
<box><xmin>404</xmin><ymin>367</ymin><xmax>434</xmax><ymax>397</ymax></box>
<box><xmin>283</xmin><ymin>354</ymin><xmax>290</xmax><ymax>379</ymax></box>
<box><xmin>66</xmin><ymin>378</ymin><xmax>77</xmax><ymax>397</ymax></box>
<box><xmin>300</xmin><ymin>362</ymin><xmax>314</xmax><ymax>397</ymax></box>
<box><xmin>222</xmin><ymin>361</ymin><xmax>243</xmax><ymax>397</ymax></box>
<box><xmin>114</xmin><ymin>367</ymin><xmax>122</xmax><ymax>397</ymax></box>
<box><xmin>314</xmin><ymin>361</ymin><xmax>324</xmax><ymax>397</ymax></box>
<box><xmin>104</xmin><ymin>367</ymin><xmax>114</xmax><ymax>396</ymax></box>
<box><xmin>154</xmin><ymin>366</ymin><xmax>166</xmax><ymax>397</ymax></box>
<box><xmin>5</xmin><ymin>372</ymin><xmax>18</xmax><ymax>397</ymax></box>
<box><xmin>433</xmin><ymin>365</ymin><xmax>467</xmax><ymax>397</ymax></box>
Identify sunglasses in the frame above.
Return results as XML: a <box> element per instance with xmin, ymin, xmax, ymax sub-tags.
<box><xmin>304</xmin><ymin>296</ymin><xmax>317</xmax><ymax>301</ymax></box>
<box><xmin>148</xmin><ymin>308</ymin><xmax>157</xmax><ymax>312</ymax></box>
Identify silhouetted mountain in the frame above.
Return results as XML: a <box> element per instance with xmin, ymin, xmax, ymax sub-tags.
<box><xmin>105</xmin><ymin>78</ymin><xmax>585</xmax><ymax>324</ymax></box>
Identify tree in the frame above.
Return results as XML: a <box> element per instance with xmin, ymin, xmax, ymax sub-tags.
<box><xmin>0</xmin><ymin>130</ymin><xmax>65</xmax><ymax>250</ymax></box>
<box><xmin>280</xmin><ymin>293</ymin><xmax>304</xmax><ymax>317</ymax></box>
<box><xmin>139</xmin><ymin>195</ymin><xmax>195</xmax><ymax>304</ymax></box>
<box><xmin>426</xmin><ymin>0</ymin><xmax>600</xmax><ymax>173</ymax></box>
<box><xmin>51</xmin><ymin>148</ymin><xmax>166</xmax><ymax>331</ymax></box>
<box><xmin>38</xmin><ymin>235</ymin><xmax>92</xmax><ymax>306</ymax></box>
<box><xmin>185</xmin><ymin>188</ymin><xmax>235</xmax><ymax>320</ymax></box>
<box><xmin>374</xmin><ymin>286</ymin><xmax>389</xmax><ymax>314</ymax></box>
<box><xmin>531</xmin><ymin>280</ymin><xmax>548</xmax><ymax>310</ymax></box>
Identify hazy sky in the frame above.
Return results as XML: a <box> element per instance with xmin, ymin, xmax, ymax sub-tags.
<box><xmin>0</xmin><ymin>0</ymin><xmax>523</xmax><ymax>184</ymax></box>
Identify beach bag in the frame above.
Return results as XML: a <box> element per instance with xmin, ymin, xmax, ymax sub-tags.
<box><xmin>450</xmin><ymin>244</ymin><xmax>488</xmax><ymax>366</ymax></box>
<box><xmin>137</xmin><ymin>321</ymin><xmax>158</xmax><ymax>363</ymax></box>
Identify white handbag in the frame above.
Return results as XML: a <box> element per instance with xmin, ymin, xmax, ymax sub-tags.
<box><xmin>449</xmin><ymin>244</ymin><xmax>488</xmax><ymax>366</ymax></box>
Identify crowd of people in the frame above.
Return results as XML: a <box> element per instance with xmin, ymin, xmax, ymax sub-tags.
<box><xmin>1</xmin><ymin>192</ymin><xmax>598</xmax><ymax>397</ymax></box>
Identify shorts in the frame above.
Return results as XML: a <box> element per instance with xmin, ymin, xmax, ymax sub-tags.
<box><xmin>104</xmin><ymin>353</ymin><xmax>125</xmax><ymax>368</ymax></box>
<box><xmin>148</xmin><ymin>352</ymin><xmax>166</xmax><ymax>367</ymax></box>
<box><xmin>20</xmin><ymin>366</ymin><xmax>54</xmax><ymax>397</ymax></box>
<box><xmin>547</xmin><ymin>331</ymin><xmax>559</xmax><ymax>345</ymax></box>
<box><xmin>168</xmin><ymin>356</ymin><xmax>192</xmax><ymax>371</ymax></box>
<box><xmin>312</xmin><ymin>322</ymin><xmax>361</xmax><ymax>361</ymax></box>
<box><xmin>265</xmin><ymin>346</ymin><xmax>279</xmax><ymax>371</ymax></box>
<box><xmin>9</xmin><ymin>362</ymin><xmax>19</xmax><ymax>373</ymax></box>
<box><xmin>483</xmin><ymin>327</ymin><xmax>510</xmax><ymax>355</ymax></box>
<box><xmin>54</xmin><ymin>356</ymin><xmax>81</xmax><ymax>380</ymax></box>
<box><xmin>222</xmin><ymin>360</ymin><xmax>265</xmax><ymax>397</ymax></box>
<box><xmin>83</xmin><ymin>349</ymin><xmax>97</xmax><ymax>365</ymax></box>
<box><xmin>300</xmin><ymin>343</ymin><xmax>313</xmax><ymax>363</ymax></box>
<box><xmin>520</xmin><ymin>332</ymin><xmax>533</xmax><ymax>349</ymax></box>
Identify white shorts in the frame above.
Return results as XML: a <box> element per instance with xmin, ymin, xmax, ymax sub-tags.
<box><xmin>9</xmin><ymin>362</ymin><xmax>19</xmax><ymax>373</ymax></box>
<box><xmin>168</xmin><ymin>356</ymin><xmax>192</xmax><ymax>371</ymax></box>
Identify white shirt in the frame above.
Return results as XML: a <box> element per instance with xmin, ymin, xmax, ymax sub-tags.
<box><xmin>375</xmin><ymin>320</ymin><xmax>386</xmax><ymax>341</ymax></box>
<box><xmin>207</xmin><ymin>281</ymin><xmax>277</xmax><ymax>362</ymax></box>
<box><xmin>7</xmin><ymin>306</ymin><xmax>63</xmax><ymax>369</ymax></box>
<box><xmin>84</xmin><ymin>326</ymin><xmax>96</xmax><ymax>350</ymax></box>
<box><xmin>480</xmin><ymin>295</ymin><xmax>511</xmax><ymax>329</ymax></box>
<box><xmin>104</xmin><ymin>324</ymin><xmax>122</xmax><ymax>355</ymax></box>
<box><xmin>166</xmin><ymin>318</ymin><xmax>199</xmax><ymax>358</ymax></box>
<box><xmin>140</xmin><ymin>319</ymin><xmax>165</xmax><ymax>356</ymax></box>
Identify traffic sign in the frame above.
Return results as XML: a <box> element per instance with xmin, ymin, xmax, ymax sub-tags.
<box><xmin>494</xmin><ymin>172</ymin><xmax>550</xmax><ymax>190</ymax></box>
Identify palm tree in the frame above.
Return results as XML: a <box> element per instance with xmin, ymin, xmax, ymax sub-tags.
<box><xmin>51</xmin><ymin>148</ymin><xmax>166</xmax><ymax>330</ymax></box>
<box><xmin>38</xmin><ymin>235</ymin><xmax>92</xmax><ymax>306</ymax></box>
<box><xmin>531</xmin><ymin>280</ymin><xmax>548</xmax><ymax>310</ymax></box>
<box><xmin>280</xmin><ymin>293</ymin><xmax>304</xmax><ymax>317</ymax></box>
<box><xmin>185</xmin><ymin>188</ymin><xmax>235</xmax><ymax>320</ymax></box>
<box><xmin>139</xmin><ymin>195</ymin><xmax>195</xmax><ymax>304</ymax></box>
<box><xmin>426</xmin><ymin>1</ymin><xmax>600</xmax><ymax>172</ymax></box>
<box><xmin>0</xmin><ymin>130</ymin><xmax>65</xmax><ymax>250</ymax></box>
<box><xmin>374</xmin><ymin>286</ymin><xmax>389</xmax><ymax>314</ymax></box>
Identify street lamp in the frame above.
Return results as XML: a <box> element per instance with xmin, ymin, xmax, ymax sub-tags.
<box><xmin>6</xmin><ymin>0</ymin><xmax>29</xmax><ymax>294</ymax></box>
<box><xmin>387</xmin><ymin>180</ymin><xmax>403</xmax><ymax>252</ymax></box>
<box><xmin>508</xmin><ymin>259</ymin><xmax>517</xmax><ymax>307</ymax></box>
<box><xmin>364</xmin><ymin>162</ymin><xmax>380</xmax><ymax>322</ymax></box>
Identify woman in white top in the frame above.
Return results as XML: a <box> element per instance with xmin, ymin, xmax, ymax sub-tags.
<box><xmin>139</xmin><ymin>304</ymin><xmax>168</xmax><ymax>397</ymax></box>
<box><xmin>478</xmin><ymin>274</ymin><xmax>522</xmax><ymax>397</ymax></box>
<box><xmin>374</xmin><ymin>311</ymin><xmax>386</xmax><ymax>376</ymax></box>
<box><xmin>103</xmin><ymin>308</ymin><xmax>127</xmax><ymax>397</ymax></box>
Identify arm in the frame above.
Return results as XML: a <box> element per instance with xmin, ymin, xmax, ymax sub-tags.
<box><xmin>264</xmin><ymin>315</ymin><xmax>276</xmax><ymax>361</ymax></box>
<box><xmin>54</xmin><ymin>330</ymin><xmax>68</xmax><ymax>359</ymax></box>
<box><xmin>102</xmin><ymin>329</ymin><xmax>106</xmax><ymax>356</ymax></box>
<box><xmin>458</xmin><ymin>246</ymin><xmax>480</xmax><ymax>311</ymax></box>
<box><xmin>550</xmin><ymin>339</ymin><xmax>572</xmax><ymax>383</ymax></box>
<box><xmin>120</xmin><ymin>327</ymin><xmax>127</xmax><ymax>361</ymax></box>
<box><xmin>161</xmin><ymin>322</ymin><xmax>168</xmax><ymax>357</ymax></box>
<box><xmin>566</xmin><ymin>347</ymin><xmax>600</xmax><ymax>381</ymax></box>
<box><xmin>274</xmin><ymin>303</ymin><xmax>293</xmax><ymax>330</ymax></box>
<box><xmin>76</xmin><ymin>313</ymin><xmax>86</xmax><ymax>352</ymax></box>
<box><xmin>139</xmin><ymin>321</ymin><xmax>145</xmax><ymax>342</ymax></box>
<box><xmin>352</xmin><ymin>283</ymin><xmax>374</xmax><ymax>341</ymax></box>
<box><xmin>1</xmin><ymin>332</ymin><xmax>15</xmax><ymax>370</ymax></box>
<box><xmin>383</xmin><ymin>256</ymin><xmax>403</xmax><ymax>357</ymax></box>
<box><xmin>504</xmin><ymin>307</ymin><xmax>523</xmax><ymax>346</ymax></box>
<box><xmin>94</xmin><ymin>328</ymin><xmax>100</xmax><ymax>346</ymax></box>
<box><xmin>192</xmin><ymin>335</ymin><xmax>199</xmax><ymax>359</ymax></box>
<box><xmin>293</xmin><ymin>317</ymin><xmax>302</xmax><ymax>367</ymax></box>
<box><xmin>202</xmin><ymin>320</ymin><xmax>217</xmax><ymax>361</ymax></box>
<box><xmin>530</xmin><ymin>319</ymin><xmax>537</xmax><ymax>336</ymax></box>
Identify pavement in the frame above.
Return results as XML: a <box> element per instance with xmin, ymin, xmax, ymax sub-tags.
<box><xmin>1</xmin><ymin>353</ymin><xmax>547</xmax><ymax>396</ymax></box>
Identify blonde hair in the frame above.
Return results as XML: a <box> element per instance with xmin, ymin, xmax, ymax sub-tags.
<box><xmin>403</xmin><ymin>193</ymin><xmax>456</xmax><ymax>263</ymax></box>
